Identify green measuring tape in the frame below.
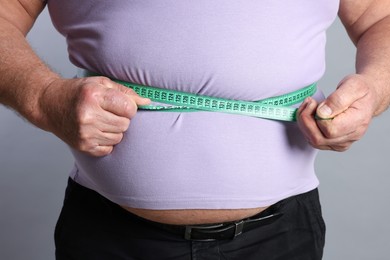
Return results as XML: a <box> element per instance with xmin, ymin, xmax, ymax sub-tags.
<box><xmin>80</xmin><ymin>70</ymin><xmax>316</xmax><ymax>122</ymax></box>
<box><xmin>115</xmin><ymin>80</ymin><xmax>316</xmax><ymax>122</ymax></box>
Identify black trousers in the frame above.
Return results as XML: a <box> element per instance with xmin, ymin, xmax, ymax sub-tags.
<box><xmin>55</xmin><ymin>178</ymin><xmax>326</xmax><ymax>260</ymax></box>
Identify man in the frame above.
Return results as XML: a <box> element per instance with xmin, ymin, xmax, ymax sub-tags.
<box><xmin>1</xmin><ymin>0</ymin><xmax>389</xmax><ymax>259</ymax></box>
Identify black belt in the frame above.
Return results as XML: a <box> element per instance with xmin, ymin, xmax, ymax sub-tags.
<box><xmin>150</xmin><ymin>209</ymin><xmax>284</xmax><ymax>241</ymax></box>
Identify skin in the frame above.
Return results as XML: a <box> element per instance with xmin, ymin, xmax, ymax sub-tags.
<box><xmin>0</xmin><ymin>0</ymin><xmax>151</xmax><ymax>157</ymax></box>
<box><xmin>298</xmin><ymin>0</ymin><xmax>390</xmax><ymax>152</ymax></box>
<box><xmin>1</xmin><ymin>0</ymin><xmax>390</xmax><ymax>224</ymax></box>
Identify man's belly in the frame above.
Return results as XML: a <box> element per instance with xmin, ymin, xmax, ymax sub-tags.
<box><xmin>121</xmin><ymin>206</ymin><xmax>269</xmax><ymax>225</ymax></box>
<box><xmin>71</xmin><ymin>110</ymin><xmax>319</xmax><ymax>223</ymax></box>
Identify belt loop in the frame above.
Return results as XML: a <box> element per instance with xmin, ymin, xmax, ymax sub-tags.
<box><xmin>234</xmin><ymin>220</ymin><xmax>244</xmax><ymax>238</ymax></box>
<box><xmin>184</xmin><ymin>226</ymin><xmax>192</xmax><ymax>240</ymax></box>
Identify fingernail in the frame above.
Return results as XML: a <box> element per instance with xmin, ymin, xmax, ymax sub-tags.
<box><xmin>318</xmin><ymin>104</ymin><xmax>332</xmax><ymax>117</ymax></box>
<box><xmin>302</xmin><ymin>97</ymin><xmax>312</xmax><ymax>108</ymax></box>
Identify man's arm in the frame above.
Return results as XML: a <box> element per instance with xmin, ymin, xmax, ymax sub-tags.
<box><xmin>339</xmin><ymin>0</ymin><xmax>390</xmax><ymax>115</ymax></box>
<box><xmin>0</xmin><ymin>0</ymin><xmax>150</xmax><ymax>156</ymax></box>
<box><xmin>0</xmin><ymin>0</ymin><xmax>59</xmax><ymax>123</ymax></box>
<box><xmin>298</xmin><ymin>0</ymin><xmax>390</xmax><ymax>151</ymax></box>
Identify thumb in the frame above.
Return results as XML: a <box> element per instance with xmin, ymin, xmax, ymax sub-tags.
<box><xmin>316</xmin><ymin>102</ymin><xmax>334</xmax><ymax>120</ymax></box>
<box><xmin>117</xmin><ymin>84</ymin><xmax>151</xmax><ymax>106</ymax></box>
<box><xmin>316</xmin><ymin>78</ymin><xmax>368</xmax><ymax>120</ymax></box>
<box><xmin>103</xmin><ymin>78</ymin><xmax>151</xmax><ymax>106</ymax></box>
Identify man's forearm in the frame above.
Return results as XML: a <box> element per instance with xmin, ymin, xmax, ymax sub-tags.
<box><xmin>355</xmin><ymin>16</ymin><xmax>390</xmax><ymax>116</ymax></box>
<box><xmin>0</xmin><ymin>18</ymin><xmax>60</xmax><ymax>129</ymax></box>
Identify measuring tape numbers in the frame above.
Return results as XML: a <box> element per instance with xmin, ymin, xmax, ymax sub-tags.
<box><xmin>115</xmin><ymin>79</ymin><xmax>317</xmax><ymax>122</ymax></box>
<box><xmin>79</xmin><ymin>69</ymin><xmax>316</xmax><ymax>122</ymax></box>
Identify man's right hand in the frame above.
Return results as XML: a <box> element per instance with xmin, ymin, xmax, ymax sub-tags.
<box><xmin>1</xmin><ymin>1</ymin><xmax>151</xmax><ymax>157</ymax></box>
<box><xmin>38</xmin><ymin>76</ymin><xmax>150</xmax><ymax>156</ymax></box>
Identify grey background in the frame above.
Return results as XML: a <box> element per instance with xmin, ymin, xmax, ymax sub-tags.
<box><xmin>1</xmin><ymin>7</ymin><xmax>389</xmax><ymax>260</ymax></box>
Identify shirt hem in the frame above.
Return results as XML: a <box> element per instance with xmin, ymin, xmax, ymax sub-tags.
<box><xmin>74</xmin><ymin>178</ymin><xmax>320</xmax><ymax>210</ymax></box>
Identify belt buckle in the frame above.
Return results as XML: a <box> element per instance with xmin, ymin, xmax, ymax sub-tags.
<box><xmin>184</xmin><ymin>220</ymin><xmax>245</xmax><ymax>241</ymax></box>
<box><xmin>184</xmin><ymin>223</ymin><xmax>224</xmax><ymax>241</ymax></box>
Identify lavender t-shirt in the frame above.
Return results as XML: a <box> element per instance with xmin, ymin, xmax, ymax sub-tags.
<box><xmin>47</xmin><ymin>0</ymin><xmax>339</xmax><ymax>209</ymax></box>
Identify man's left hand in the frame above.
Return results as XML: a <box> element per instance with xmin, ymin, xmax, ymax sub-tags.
<box><xmin>297</xmin><ymin>74</ymin><xmax>378</xmax><ymax>151</ymax></box>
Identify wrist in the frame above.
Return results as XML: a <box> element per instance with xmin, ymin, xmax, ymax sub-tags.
<box><xmin>16</xmin><ymin>69</ymin><xmax>63</xmax><ymax>131</ymax></box>
<box><xmin>32</xmin><ymin>75</ymin><xmax>66</xmax><ymax>131</ymax></box>
<box><xmin>357</xmin><ymin>72</ymin><xmax>390</xmax><ymax>117</ymax></box>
